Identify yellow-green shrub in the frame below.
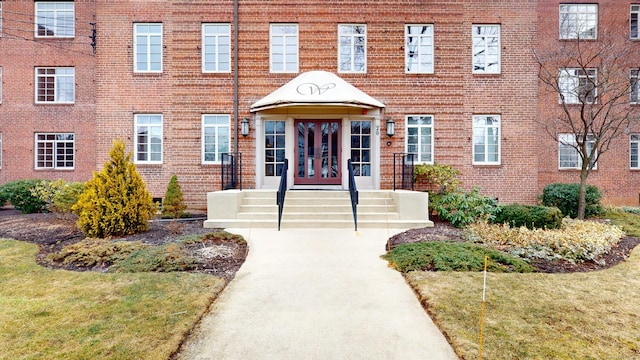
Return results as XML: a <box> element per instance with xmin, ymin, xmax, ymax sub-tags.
<box><xmin>32</xmin><ymin>179</ymin><xmax>84</xmax><ymax>215</ymax></box>
<box><xmin>73</xmin><ymin>140</ymin><xmax>155</xmax><ymax>238</ymax></box>
<box><xmin>464</xmin><ymin>219</ymin><xmax>624</xmax><ymax>263</ymax></box>
<box><xmin>47</xmin><ymin>238</ymin><xmax>148</xmax><ymax>267</ymax></box>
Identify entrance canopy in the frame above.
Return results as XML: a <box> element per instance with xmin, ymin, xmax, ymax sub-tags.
<box><xmin>250</xmin><ymin>71</ymin><xmax>385</xmax><ymax>112</ymax></box>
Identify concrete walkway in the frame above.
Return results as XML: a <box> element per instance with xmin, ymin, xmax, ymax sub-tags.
<box><xmin>178</xmin><ymin>228</ymin><xmax>459</xmax><ymax>360</ymax></box>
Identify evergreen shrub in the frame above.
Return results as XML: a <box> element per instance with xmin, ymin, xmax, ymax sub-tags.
<box><xmin>161</xmin><ymin>175</ymin><xmax>188</xmax><ymax>219</ymax></box>
<box><xmin>540</xmin><ymin>183</ymin><xmax>603</xmax><ymax>218</ymax></box>
<box><xmin>492</xmin><ymin>203</ymin><xmax>563</xmax><ymax>230</ymax></box>
<box><xmin>0</xmin><ymin>179</ymin><xmax>47</xmax><ymax>213</ymax></box>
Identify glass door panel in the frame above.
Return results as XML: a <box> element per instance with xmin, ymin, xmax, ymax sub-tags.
<box><xmin>295</xmin><ymin>120</ymin><xmax>341</xmax><ymax>185</ymax></box>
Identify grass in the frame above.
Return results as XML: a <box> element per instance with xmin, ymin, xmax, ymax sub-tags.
<box><xmin>405</xmin><ymin>211</ymin><xmax>640</xmax><ymax>360</ymax></box>
<box><xmin>0</xmin><ymin>239</ymin><xmax>226</xmax><ymax>360</ymax></box>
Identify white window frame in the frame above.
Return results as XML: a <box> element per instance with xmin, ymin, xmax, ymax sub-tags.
<box><xmin>405</xmin><ymin>24</ymin><xmax>434</xmax><ymax>74</ymax></box>
<box><xmin>631</xmin><ymin>134</ymin><xmax>640</xmax><ymax>169</ymax></box>
<box><xmin>0</xmin><ymin>1</ymin><xmax>3</xmax><ymax>37</ymax></box>
<box><xmin>338</xmin><ymin>24</ymin><xmax>366</xmax><ymax>73</ymax></box>
<box><xmin>472</xmin><ymin>115</ymin><xmax>501</xmax><ymax>165</ymax></box>
<box><xmin>134</xmin><ymin>23</ymin><xmax>163</xmax><ymax>73</ymax></box>
<box><xmin>35</xmin><ymin>67</ymin><xmax>75</xmax><ymax>104</ymax></box>
<box><xmin>202</xmin><ymin>115</ymin><xmax>231</xmax><ymax>164</ymax></box>
<box><xmin>350</xmin><ymin>120</ymin><xmax>372</xmax><ymax>176</ymax></box>
<box><xmin>35</xmin><ymin>133</ymin><xmax>75</xmax><ymax>170</ymax></box>
<box><xmin>134</xmin><ymin>114</ymin><xmax>163</xmax><ymax>164</ymax></box>
<box><xmin>558</xmin><ymin>68</ymin><xmax>597</xmax><ymax>104</ymax></box>
<box><xmin>202</xmin><ymin>23</ymin><xmax>231</xmax><ymax>73</ymax></box>
<box><xmin>558</xmin><ymin>133</ymin><xmax>597</xmax><ymax>170</ymax></box>
<box><xmin>264</xmin><ymin>120</ymin><xmax>286</xmax><ymax>177</ymax></box>
<box><xmin>559</xmin><ymin>4</ymin><xmax>598</xmax><ymax>40</ymax></box>
<box><xmin>405</xmin><ymin>115</ymin><xmax>434</xmax><ymax>164</ymax></box>
<box><xmin>472</xmin><ymin>24</ymin><xmax>501</xmax><ymax>74</ymax></box>
<box><xmin>35</xmin><ymin>1</ymin><xmax>74</xmax><ymax>38</ymax></box>
<box><xmin>270</xmin><ymin>23</ymin><xmax>299</xmax><ymax>73</ymax></box>
<box><xmin>632</xmin><ymin>69</ymin><xmax>639</xmax><ymax>104</ymax></box>
<box><xmin>632</xmin><ymin>5</ymin><xmax>640</xmax><ymax>40</ymax></box>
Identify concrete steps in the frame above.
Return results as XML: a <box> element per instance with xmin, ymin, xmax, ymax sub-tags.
<box><xmin>204</xmin><ymin>189</ymin><xmax>433</xmax><ymax>230</ymax></box>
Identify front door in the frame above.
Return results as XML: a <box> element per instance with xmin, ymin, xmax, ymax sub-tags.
<box><xmin>295</xmin><ymin>120</ymin><xmax>341</xmax><ymax>185</ymax></box>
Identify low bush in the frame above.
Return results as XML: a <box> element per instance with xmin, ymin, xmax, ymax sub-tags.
<box><xmin>430</xmin><ymin>187</ymin><xmax>498</xmax><ymax>228</ymax></box>
<box><xmin>604</xmin><ymin>208</ymin><xmax>640</xmax><ymax>237</ymax></box>
<box><xmin>47</xmin><ymin>239</ymin><xmax>148</xmax><ymax>268</ymax></box>
<box><xmin>414</xmin><ymin>163</ymin><xmax>460</xmax><ymax>195</ymax></box>
<box><xmin>492</xmin><ymin>203</ymin><xmax>562</xmax><ymax>230</ymax></box>
<box><xmin>540</xmin><ymin>183</ymin><xmax>603</xmax><ymax>218</ymax></box>
<box><xmin>111</xmin><ymin>243</ymin><xmax>199</xmax><ymax>273</ymax></box>
<box><xmin>32</xmin><ymin>179</ymin><xmax>84</xmax><ymax>215</ymax></box>
<box><xmin>382</xmin><ymin>241</ymin><xmax>535</xmax><ymax>273</ymax></box>
<box><xmin>0</xmin><ymin>179</ymin><xmax>47</xmax><ymax>213</ymax></box>
<box><xmin>464</xmin><ymin>219</ymin><xmax>625</xmax><ymax>263</ymax></box>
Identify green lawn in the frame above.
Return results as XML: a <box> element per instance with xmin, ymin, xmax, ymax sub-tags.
<box><xmin>408</xmin><ymin>244</ymin><xmax>640</xmax><ymax>359</ymax></box>
<box><xmin>0</xmin><ymin>239</ymin><xmax>225</xmax><ymax>360</ymax></box>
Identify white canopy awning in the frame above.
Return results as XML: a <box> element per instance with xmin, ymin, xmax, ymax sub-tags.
<box><xmin>250</xmin><ymin>71</ymin><xmax>385</xmax><ymax>112</ymax></box>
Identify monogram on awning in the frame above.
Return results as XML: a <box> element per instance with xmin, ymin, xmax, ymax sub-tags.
<box><xmin>250</xmin><ymin>71</ymin><xmax>385</xmax><ymax>112</ymax></box>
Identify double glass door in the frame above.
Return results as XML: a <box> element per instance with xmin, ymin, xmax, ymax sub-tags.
<box><xmin>295</xmin><ymin>120</ymin><xmax>341</xmax><ymax>184</ymax></box>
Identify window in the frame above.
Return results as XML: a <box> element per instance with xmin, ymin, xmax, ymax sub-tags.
<box><xmin>632</xmin><ymin>69</ymin><xmax>639</xmax><ymax>104</ymax></box>
<box><xmin>472</xmin><ymin>25</ymin><xmax>500</xmax><ymax>74</ymax></box>
<box><xmin>338</xmin><ymin>24</ymin><xmax>366</xmax><ymax>73</ymax></box>
<box><xmin>631</xmin><ymin>134</ymin><xmax>640</xmax><ymax>168</ymax></box>
<box><xmin>559</xmin><ymin>68</ymin><xmax>597</xmax><ymax>104</ymax></box>
<box><xmin>264</xmin><ymin>120</ymin><xmax>286</xmax><ymax>176</ymax></box>
<box><xmin>631</xmin><ymin>5</ymin><xmax>639</xmax><ymax>40</ymax></box>
<box><xmin>135</xmin><ymin>114</ymin><xmax>163</xmax><ymax>163</ymax></box>
<box><xmin>559</xmin><ymin>4</ymin><xmax>597</xmax><ymax>40</ymax></box>
<box><xmin>350</xmin><ymin>121</ymin><xmax>371</xmax><ymax>176</ymax></box>
<box><xmin>405</xmin><ymin>25</ymin><xmax>434</xmax><ymax>74</ymax></box>
<box><xmin>134</xmin><ymin>23</ymin><xmax>162</xmax><ymax>72</ymax></box>
<box><xmin>35</xmin><ymin>133</ymin><xmax>74</xmax><ymax>169</ymax></box>
<box><xmin>202</xmin><ymin>115</ymin><xmax>230</xmax><ymax>164</ymax></box>
<box><xmin>0</xmin><ymin>1</ymin><xmax>3</xmax><ymax>37</ymax></box>
<box><xmin>406</xmin><ymin>115</ymin><xmax>434</xmax><ymax>163</ymax></box>
<box><xmin>35</xmin><ymin>1</ymin><xmax>74</xmax><ymax>37</ymax></box>
<box><xmin>558</xmin><ymin>133</ymin><xmax>597</xmax><ymax>169</ymax></box>
<box><xmin>35</xmin><ymin>67</ymin><xmax>75</xmax><ymax>104</ymax></box>
<box><xmin>472</xmin><ymin>115</ymin><xmax>500</xmax><ymax>165</ymax></box>
<box><xmin>202</xmin><ymin>24</ymin><xmax>230</xmax><ymax>73</ymax></box>
<box><xmin>270</xmin><ymin>24</ymin><xmax>299</xmax><ymax>73</ymax></box>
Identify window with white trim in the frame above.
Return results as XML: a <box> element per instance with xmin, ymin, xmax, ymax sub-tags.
<box><xmin>632</xmin><ymin>69</ymin><xmax>639</xmax><ymax>104</ymax></box>
<box><xmin>135</xmin><ymin>114</ymin><xmax>163</xmax><ymax>164</ymax></box>
<box><xmin>35</xmin><ymin>67</ymin><xmax>75</xmax><ymax>104</ymax></box>
<box><xmin>265</xmin><ymin>120</ymin><xmax>286</xmax><ymax>176</ymax></box>
<box><xmin>405</xmin><ymin>25</ymin><xmax>434</xmax><ymax>74</ymax></box>
<box><xmin>559</xmin><ymin>68</ymin><xmax>597</xmax><ymax>104</ymax></box>
<box><xmin>35</xmin><ymin>1</ymin><xmax>74</xmax><ymax>38</ymax></box>
<box><xmin>202</xmin><ymin>24</ymin><xmax>230</xmax><ymax>73</ymax></box>
<box><xmin>631</xmin><ymin>134</ymin><xmax>640</xmax><ymax>169</ymax></box>
<box><xmin>202</xmin><ymin>115</ymin><xmax>230</xmax><ymax>164</ymax></box>
<box><xmin>472</xmin><ymin>25</ymin><xmax>500</xmax><ymax>74</ymax></box>
<box><xmin>350</xmin><ymin>121</ymin><xmax>371</xmax><ymax>176</ymax></box>
<box><xmin>35</xmin><ymin>133</ymin><xmax>74</xmax><ymax>169</ymax></box>
<box><xmin>338</xmin><ymin>24</ymin><xmax>366</xmax><ymax>73</ymax></box>
<box><xmin>631</xmin><ymin>5</ymin><xmax>639</xmax><ymax>40</ymax></box>
<box><xmin>0</xmin><ymin>2</ymin><xmax>3</xmax><ymax>37</ymax></box>
<box><xmin>558</xmin><ymin>133</ymin><xmax>597</xmax><ymax>169</ymax></box>
<box><xmin>559</xmin><ymin>4</ymin><xmax>597</xmax><ymax>40</ymax></box>
<box><xmin>472</xmin><ymin>115</ymin><xmax>500</xmax><ymax>165</ymax></box>
<box><xmin>134</xmin><ymin>23</ymin><xmax>162</xmax><ymax>72</ymax></box>
<box><xmin>270</xmin><ymin>24</ymin><xmax>298</xmax><ymax>73</ymax></box>
<box><xmin>406</xmin><ymin>115</ymin><xmax>434</xmax><ymax>163</ymax></box>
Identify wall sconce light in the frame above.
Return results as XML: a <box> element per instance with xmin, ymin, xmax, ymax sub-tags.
<box><xmin>241</xmin><ymin>118</ymin><xmax>250</xmax><ymax>137</ymax></box>
<box><xmin>386</xmin><ymin>118</ymin><xmax>395</xmax><ymax>137</ymax></box>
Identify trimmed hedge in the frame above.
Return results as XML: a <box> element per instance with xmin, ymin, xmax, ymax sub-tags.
<box><xmin>0</xmin><ymin>179</ymin><xmax>47</xmax><ymax>214</ymax></box>
<box><xmin>540</xmin><ymin>183</ymin><xmax>603</xmax><ymax>218</ymax></box>
<box><xmin>492</xmin><ymin>203</ymin><xmax>563</xmax><ymax>230</ymax></box>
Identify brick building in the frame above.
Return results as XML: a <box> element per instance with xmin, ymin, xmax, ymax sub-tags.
<box><xmin>1</xmin><ymin>1</ymin><xmax>639</xmax><ymax>211</ymax></box>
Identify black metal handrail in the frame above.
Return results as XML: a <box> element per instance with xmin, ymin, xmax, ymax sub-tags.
<box><xmin>276</xmin><ymin>159</ymin><xmax>288</xmax><ymax>231</ymax></box>
<box><xmin>221</xmin><ymin>153</ymin><xmax>243</xmax><ymax>190</ymax></box>
<box><xmin>393</xmin><ymin>153</ymin><xmax>416</xmax><ymax>191</ymax></box>
<box><xmin>347</xmin><ymin>159</ymin><xmax>359</xmax><ymax>231</ymax></box>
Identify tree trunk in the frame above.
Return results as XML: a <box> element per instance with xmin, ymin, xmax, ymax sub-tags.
<box><xmin>577</xmin><ymin>170</ymin><xmax>588</xmax><ymax>220</ymax></box>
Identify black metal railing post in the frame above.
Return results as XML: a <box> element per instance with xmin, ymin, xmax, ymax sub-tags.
<box><xmin>276</xmin><ymin>159</ymin><xmax>289</xmax><ymax>231</ymax></box>
<box><xmin>393</xmin><ymin>153</ymin><xmax>416</xmax><ymax>191</ymax></box>
<box><xmin>347</xmin><ymin>159</ymin><xmax>359</xmax><ymax>231</ymax></box>
<box><xmin>221</xmin><ymin>153</ymin><xmax>242</xmax><ymax>191</ymax></box>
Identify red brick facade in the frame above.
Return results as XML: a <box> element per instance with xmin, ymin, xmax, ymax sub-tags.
<box><xmin>1</xmin><ymin>1</ymin><xmax>639</xmax><ymax>211</ymax></box>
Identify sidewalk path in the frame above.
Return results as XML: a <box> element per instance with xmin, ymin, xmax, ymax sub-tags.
<box><xmin>178</xmin><ymin>228</ymin><xmax>458</xmax><ymax>360</ymax></box>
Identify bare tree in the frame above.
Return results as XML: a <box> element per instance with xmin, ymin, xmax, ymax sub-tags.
<box><xmin>533</xmin><ymin>26</ymin><xmax>640</xmax><ymax>219</ymax></box>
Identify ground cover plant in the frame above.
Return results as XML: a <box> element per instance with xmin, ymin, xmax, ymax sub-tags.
<box><xmin>0</xmin><ymin>239</ymin><xmax>225</xmax><ymax>360</ymax></box>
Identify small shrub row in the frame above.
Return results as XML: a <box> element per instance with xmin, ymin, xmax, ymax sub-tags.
<box><xmin>32</xmin><ymin>179</ymin><xmax>84</xmax><ymax>215</ymax></box>
<box><xmin>382</xmin><ymin>241</ymin><xmax>535</xmax><ymax>273</ymax></box>
<box><xmin>464</xmin><ymin>219</ymin><xmax>625</xmax><ymax>263</ymax></box>
<box><xmin>492</xmin><ymin>204</ymin><xmax>562</xmax><ymax>230</ymax></box>
<box><xmin>430</xmin><ymin>187</ymin><xmax>498</xmax><ymax>228</ymax></box>
<box><xmin>0</xmin><ymin>179</ymin><xmax>47</xmax><ymax>213</ymax></box>
<box><xmin>541</xmin><ymin>183</ymin><xmax>603</xmax><ymax>218</ymax></box>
